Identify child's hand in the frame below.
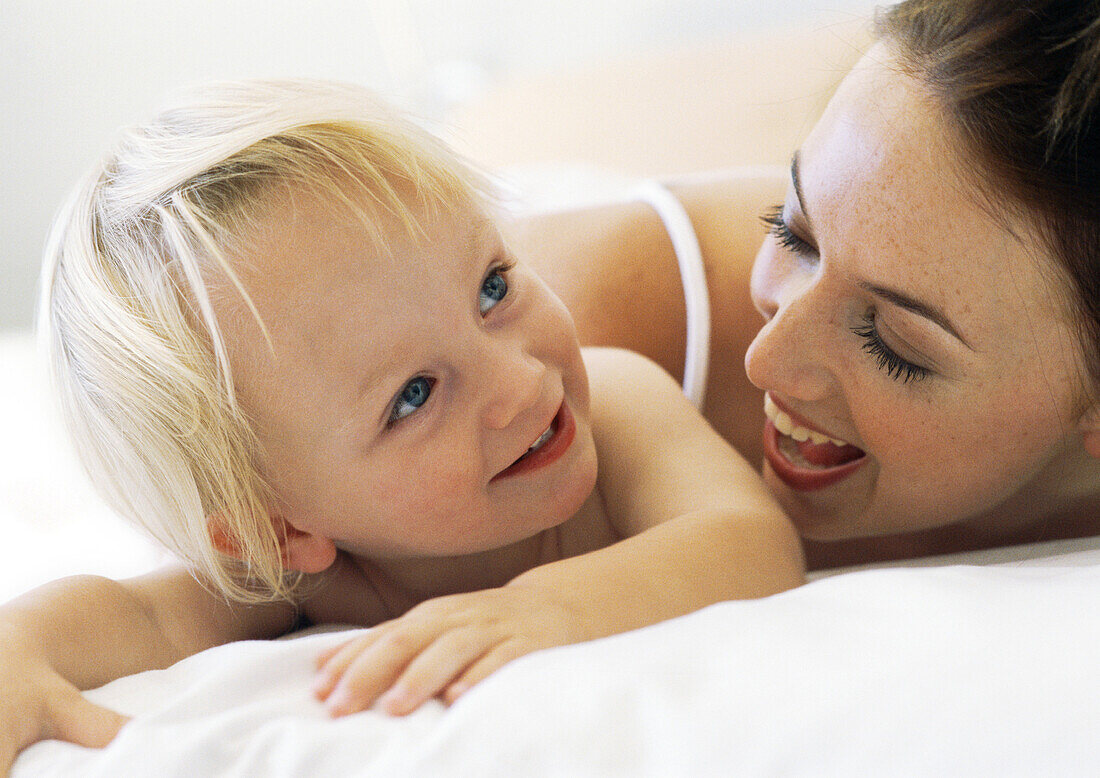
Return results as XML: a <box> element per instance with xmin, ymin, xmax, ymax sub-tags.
<box><xmin>311</xmin><ymin>585</ymin><xmax>590</xmax><ymax>716</ymax></box>
<box><xmin>0</xmin><ymin>628</ymin><xmax>129</xmax><ymax>775</ymax></box>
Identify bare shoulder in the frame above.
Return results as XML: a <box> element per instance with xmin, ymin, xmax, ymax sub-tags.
<box><xmin>583</xmin><ymin>347</ymin><xmax>778</xmax><ymax>536</ymax></box>
<box><xmin>582</xmin><ymin>346</ymin><xmax>737</xmax><ymax>462</ymax></box>
<box><xmin>505</xmin><ymin>170</ymin><xmax>784</xmax><ymax>464</ymax></box>
<box><xmin>672</xmin><ymin>170</ymin><xmax>786</xmax><ymax>465</ymax></box>
<box><xmin>506</xmin><ymin>201</ymin><xmax>690</xmax><ymax>382</ymax></box>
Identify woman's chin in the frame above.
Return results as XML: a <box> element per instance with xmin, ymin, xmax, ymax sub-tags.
<box><xmin>762</xmin><ymin>463</ymin><xmax>870</xmax><ymax>542</ymax></box>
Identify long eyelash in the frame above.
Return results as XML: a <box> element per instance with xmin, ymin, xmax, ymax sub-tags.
<box><xmin>851</xmin><ymin>313</ymin><xmax>931</xmax><ymax>384</ymax></box>
<box><xmin>759</xmin><ymin>205</ymin><xmax>815</xmax><ymax>255</ymax></box>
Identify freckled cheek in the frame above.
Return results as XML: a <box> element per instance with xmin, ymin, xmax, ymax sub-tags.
<box><xmin>854</xmin><ymin>401</ymin><xmax>958</xmax><ymax>471</ymax></box>
<box><xmin>858</xmin><ymin>400</ymin><xmax>1015</xmax><ymax>489</ymax></box>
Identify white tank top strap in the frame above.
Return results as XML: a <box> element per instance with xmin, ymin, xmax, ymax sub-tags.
<box><xmin>632</xmin><ymin>180</ymin><xmax>711</xmax><ymax>410</ymax></box>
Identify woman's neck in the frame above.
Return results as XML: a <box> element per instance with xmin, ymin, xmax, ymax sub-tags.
<box><xmin>970</xmin><ymin>439</ymin><xmax>1100</xmax><ymax>544</ymax></box>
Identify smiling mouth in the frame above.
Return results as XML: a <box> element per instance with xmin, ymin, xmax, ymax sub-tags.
<box><xmin>514</xmin><ymin>422</ymin><xmax>555</xmax><ymax>464</ymax></box>
<box><xmin>491</xmin><ymin>403</ymin><xmax>575</xmax><ymax>482</ymax></box>
<box><xmin>763</xmin><ymin>394</ymin><xmax>867</xmax><ymax>490</ymax></box>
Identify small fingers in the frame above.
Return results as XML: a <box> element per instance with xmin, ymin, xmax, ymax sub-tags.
<box><xmin>378</xmin><ymin>629</ymin><xmax>498</xmax><ymax>716</ymax></box>
<box><xmin>321</xmin><ymin>628</ymin><xmax>432</xmax><ymax>716</ymax></box>
<box><xmin>312</xmin><ymin>636</ymin><xmax>357</xmax><ymax>670</ymax></box>
<box><xmin>312</xmin><ymin>633</ymin><xmax>380</xmax><ymax>700</ymax></box>
<box><xmin>444</xmin><ymin>641</ymin><xmax>529</xmax><ymax>705</ymax></box>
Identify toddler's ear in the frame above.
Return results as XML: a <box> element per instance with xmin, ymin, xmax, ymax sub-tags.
<box><xmin>207</xmin><ymin>514</ymin><xmax>244</xmax><ymax>559</ymax></box>
<box><xmin>207</xmin><ymin>513</ymin><xmax>338</xmax><ymax>574</ymax></box>
<box><xmin>274</xmin><ymin>517</ymin><xmax>339</xmax><ymax>574</ymax></box>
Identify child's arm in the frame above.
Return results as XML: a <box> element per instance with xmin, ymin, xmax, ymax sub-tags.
<box><xmin>313</xmin><ymin>347</ymin><xmax>804</xmax><ymax>716</ymax></box>
<box><xmin>512</xmin><ymin>346</ymin><xmax>805</xmax><ymax>624</ymax></box>
<box><xmin>0</xmin><ymin>564</ymin><xmax>296</xmax><ymax>774</ymax></box>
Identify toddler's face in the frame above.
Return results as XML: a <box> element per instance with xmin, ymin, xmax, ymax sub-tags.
<box><xmin>218</xmin><ymin>189</ymin><xmax>598</xmax><ymax>560</ymax></box>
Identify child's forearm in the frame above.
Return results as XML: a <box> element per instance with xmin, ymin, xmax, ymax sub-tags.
<box><xmin>0</xmin><ymin>566</ymin><xmax>295</xmax><ymax>690</ymax></box>
<box><xmin>309</xmin><ymin>508</ymin><xmax>803</xmax><ymax>718</ymax></box>
<box><xmin>507</xmin><ymin>508</ymin><xmax>805</xmax><ymax>639</ymax></box>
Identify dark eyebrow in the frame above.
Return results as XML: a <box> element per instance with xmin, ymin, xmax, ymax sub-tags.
<box><xmin>858</xmin><ymin>281</ymin><xmax>973</xmax><ymax>349</ymax></box>
<box><xmin>791</xmin><ymin>151</ymin><xmax>812</xmax><ymax>229</ymax></box>
<box><xmin>790</xmin><ymin>150</ymin><xmax>971</xmax><ymax>350</ymax></box>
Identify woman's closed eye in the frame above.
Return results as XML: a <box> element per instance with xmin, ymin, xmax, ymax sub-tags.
<box><xmin>851</xmin><ymin>312</ymin><xmax>931</xmax><ymax>384</ymax></box>
<box><xmin>388</xmin><ymin>376</ymin><xmax>434</xmax><ymax>425</ymax></box>
<box><xmin>479</xmin><ymin>261</ymin><xmax>515</xmax><ymax>315</ymax></box>
<box><xmin>760</xmin><ymin>205</ymin><xmax>817</xmax><ymax>257</ymax></box>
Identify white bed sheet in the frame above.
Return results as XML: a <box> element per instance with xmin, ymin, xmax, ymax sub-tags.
<box><xmin>13</xmin><ymin>540</ymin><xmax>1100</xmax><ymax>777</ymax></box>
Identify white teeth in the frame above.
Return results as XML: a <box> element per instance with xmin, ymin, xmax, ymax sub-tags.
<box><xmin>763</xmin><ymin>394</ymin><xmax>849</xmax><ymax>447</ymax></box>
<box><xmin>512</xmin><ymin>423</ymin><xmax>554</xmax><ymax>466</ymax></box>
<box><xmin>528</xmin><ymin>424</ymin><xmax>553</xmax><ymax>452</ymax></box>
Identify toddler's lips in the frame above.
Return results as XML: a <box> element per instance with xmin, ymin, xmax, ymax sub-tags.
<box><xmin>763</xmin><ymin>420</ymin><xmax>867</xmax><ymax>491</ymax></box>
<box><xmin>491</xmin><ymin>402</ymin><xmax>575</xmax><ymax>482</ymax></box>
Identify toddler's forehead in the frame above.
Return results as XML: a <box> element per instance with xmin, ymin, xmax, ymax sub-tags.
<box><xmin>211</xmin><ymin>182</ymin><xmax>495</xmax><ymax>337</ymax></box>
<box><xmin>244</xmin><ymin>178</ymin><xmax>491</xmax><ymax>256</ymax></box>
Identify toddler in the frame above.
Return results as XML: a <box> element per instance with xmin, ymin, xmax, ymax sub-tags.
<box><xmin>1</xmin><ymin>79</ymin><xmax>803</xmax><ymax>769</ymax></box>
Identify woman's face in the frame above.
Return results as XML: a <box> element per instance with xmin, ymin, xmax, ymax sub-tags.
<box><xmin>745</xmin><ymin>44</ymin><xmax>1100</xmax><ymax>542</ymax></box>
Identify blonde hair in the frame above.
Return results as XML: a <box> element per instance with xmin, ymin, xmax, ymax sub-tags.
<box><xmin>39</xmin><ymin>79</ymin><xmax>490</xmax><ymax>603</ymax></box>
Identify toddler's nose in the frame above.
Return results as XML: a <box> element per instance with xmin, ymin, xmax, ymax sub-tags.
<box><xmin>480</xmin><ymin>346</ymin><xmax>545</xmax><ymax>430</ymax></box>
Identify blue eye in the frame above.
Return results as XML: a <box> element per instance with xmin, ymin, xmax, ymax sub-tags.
<box><xmin>389</xmin><ymin>376</ymin><xmax>433</xmax><ymax>424</ymax></box>
<box><xmin>479</xmin><ymin>268</ymin><xmax>509</xmax><ymax>315</ymax></box>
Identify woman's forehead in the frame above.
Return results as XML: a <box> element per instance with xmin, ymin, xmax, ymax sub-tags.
<box><xmin>797</xmin><ymin>46</ymin><xmax>1080</xmax><ymax>352</ymax></box>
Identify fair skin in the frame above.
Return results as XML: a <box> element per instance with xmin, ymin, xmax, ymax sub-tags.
<box><xmin>513</xmin><ymin>47</ymin><xmax>1100</xmax><ymax>565</ymax></box>
<box><xmin>5</xmin><ymin>43</ymin><xmax>1100</xmax><ymax>773</ymax></box>
<box><xmin>219</xmin><ymin>188</ymin><xmax>802</xmax><ymax>712</ymax></box>
<box><xmin>744</xmin><ymin>45</ymin><xmax>1100</xmax><ymax>560</ymax></box>
<box><xmin>0</xmin><ymin>180</ymin><xmax>803</xmax><ymax>773</ymax></box>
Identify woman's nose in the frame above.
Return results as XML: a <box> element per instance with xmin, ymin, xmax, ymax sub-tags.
<box><xmin>480</xmin><ymin>342</ymin><xmax>546</xmax><ymax>430</ymax></box>
<box><xmin>744</xmin><ymin>248</ymin><xmax>833</xmax><ymax>401</ymax></box>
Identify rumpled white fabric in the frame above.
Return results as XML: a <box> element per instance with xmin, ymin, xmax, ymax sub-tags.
<box><xmin>15</xmin><ymin>543</ymin><xmax>1100</xmax><ymax>777</ymax></box>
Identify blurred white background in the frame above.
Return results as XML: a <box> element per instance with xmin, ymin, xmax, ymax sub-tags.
<box><xmin>1</xmin><ymin>0</ymin><xmax>875</xmax><ymax>331</ymax></box>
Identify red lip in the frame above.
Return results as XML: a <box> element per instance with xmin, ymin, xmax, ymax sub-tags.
<box><xmin>491</xmin><ymin>402</ymin><xmax>575</xmax><ymax>482</ymax></box>
<box><xmin>762</xmin><ymin>419</ymin><xmax>867</xmax><ymax>491</ymax></box>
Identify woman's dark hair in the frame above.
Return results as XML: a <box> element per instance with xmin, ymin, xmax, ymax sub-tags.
<box><xmin>877</xmin><ymin>0</ymin><xmax>1100</xmax><ymax>396</ymax></box>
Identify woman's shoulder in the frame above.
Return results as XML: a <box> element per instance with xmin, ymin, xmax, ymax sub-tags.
<box><xmin>507</xmin><ymin>169</ymin><xmax>785</xmax><ymax>463</ymax></box>
<box><xmin>507</xmin><ymin>168</ymin><xmax>784</xmax><ymax>373</ymax></box>
<box><xmin>507</xmin><ymin>197</ymin><xmax>691</xmax><ymax>380</ymax></box>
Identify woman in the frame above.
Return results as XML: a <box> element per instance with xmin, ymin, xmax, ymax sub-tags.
<box><xmin>512</xmin><ymin>0</ymin><xmax>1100</xmax><ymax>568</ymax></box>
